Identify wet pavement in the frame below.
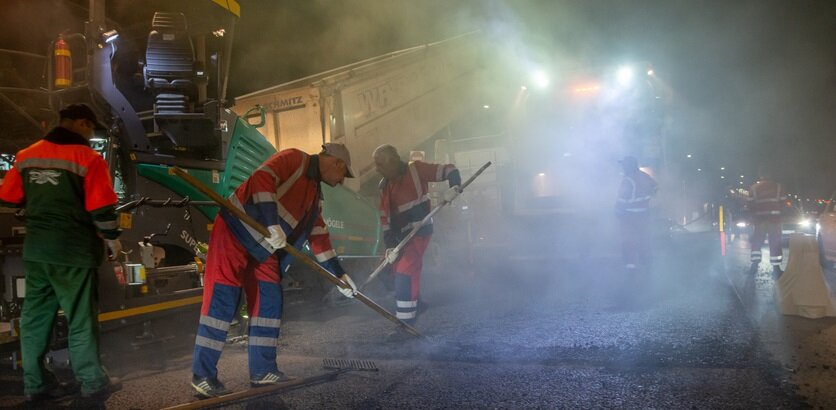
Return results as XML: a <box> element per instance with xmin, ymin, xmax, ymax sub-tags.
<box><xmin>724</xmin><ymin>233</ymin><xmax>836</xmax><ymax>409</ymax></box>
<box><xmin>0</xmin><ymin>231</ymin><xmax>817</xmax><ymax>408</ymax></box>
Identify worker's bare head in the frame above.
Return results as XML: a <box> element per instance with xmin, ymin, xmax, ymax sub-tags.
<box><xmin>373</xmin><ymin>144</ymin><xmax>402</xmax><ymax>179</ymax></box>
<box><xmin>319</xmin><ymin>143</ymin><xmax>355</xmax><ymax>187</ymax></box>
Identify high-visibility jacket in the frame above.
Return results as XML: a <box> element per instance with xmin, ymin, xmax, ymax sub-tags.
<box><xmin>222</xmin><ymin>149</ymin><xmax>343</xmax><ymax>276</ymax></box>
<box><xmin>378</xmin><ymin>161</ymin><xmax>460</xmax><ymax>248</ymax></box>
<box><xmin>0</xmin><ymin>126</ymin><xmax>120</xmax><ymax>267</ymax></box>
<box><xmin>749</xmin><ymin>179</ymin><xmax>785</xmax><ymax>218</ymax></box>
<box><xmin>616</xmin><ymin>170</ymin><xmax>657</xmax><ymax>214</ymax></box>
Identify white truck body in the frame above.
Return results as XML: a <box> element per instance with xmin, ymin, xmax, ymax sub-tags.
<box><xmin>232</xmin><ymin>34</ymin><xmax>485</xmax><ymax>192</ymax></box>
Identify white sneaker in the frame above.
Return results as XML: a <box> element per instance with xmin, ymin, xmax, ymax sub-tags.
<box><xmin>250</xmin><ymin>371</ymin><xmax>291</xmax><ymax>387</ymax></box>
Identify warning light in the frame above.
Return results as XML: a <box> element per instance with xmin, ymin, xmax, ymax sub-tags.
<box><xmin>572</xmin><ymin>84</ymin><xmax>600</xmax><ymax>94</ymax></box>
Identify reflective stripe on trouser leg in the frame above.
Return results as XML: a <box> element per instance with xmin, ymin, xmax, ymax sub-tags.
<box><xmin>767</xmin><ymin>220</ymin><xmax>783</xmax><ymax>266</ymax></box>
<box><xmin>192</xmin><ymin>282</ymin><xmax>240</xmax><ymax>379</ymax></box>
<box><xmin>394</xmin><ymin>273</ymin><xmax>417</xmax><ymax>324</ymax></box>
<box><xmin>751</xmin><ymin>220</ymin><xmax>767</xmax><ymax>261</ymax></box>
<box><xmin>392</xmin><ymin>236</ymin><xmax>429</xmax><ymax>326</ymax></box>
<box><xmin>246</xmin><ymin>280</ymin><xmax>283</xmax><ymax>378</ymax></box>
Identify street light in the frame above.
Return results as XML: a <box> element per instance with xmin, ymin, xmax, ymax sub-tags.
<box><xmin>617</xmin><ymin>66</ymin><xmax>633</xmax><ymax>86</ymax></box>
<box><xmin>531</xmin><ymin>70</ymin><xmax>550</xmax><ymax>89</ymax></box>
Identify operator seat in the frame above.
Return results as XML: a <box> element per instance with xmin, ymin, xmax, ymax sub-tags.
<box><xmin>142</xmin><ymin>12</ymin><xmax>218</xmax><ymax>158</ymax></box>
<box><xmin>143</xmin><ymin>12</ymin><xmax>196</xmax><ymax>114</ymax></box>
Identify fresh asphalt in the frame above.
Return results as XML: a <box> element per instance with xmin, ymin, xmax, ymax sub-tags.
<box><xmin>0</xmin><ymin>232</ymin><xmax>806</xmax><ymax>408</ymax></box>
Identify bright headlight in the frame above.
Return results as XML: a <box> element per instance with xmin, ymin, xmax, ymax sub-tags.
<box><xmin>799</xmin><ymin>219</ymin><xmax>811</xmax><ymax>228</ymax></box>
<box><xmin>736</xmin><ymin>222</ymin><xmax>747</xmax><ymax>228</ymax></box>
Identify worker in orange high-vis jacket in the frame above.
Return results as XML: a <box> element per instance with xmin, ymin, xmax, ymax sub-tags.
<box><xmin>373</xmin><ymin>144</ymin><xmax>461</xmax><ymax>341</ymax></box>
<box><xmin>747</xmin><ymin>168</ymin><xmax>786</xmax><ymax>276</ymax></box>
<box><xmin>0</xmin><ymin>104</ymin><xmax>122</xmax><ymax>403</ymax></box>
<box><xmin>190</xmin><ymin>143</ymin><xmax>358</xmax><ymax>398</ymax></box>
<box><xmin>615</xmin><ymin>156</ymin><xmax>658</xmax><ymax>273</ymax></box>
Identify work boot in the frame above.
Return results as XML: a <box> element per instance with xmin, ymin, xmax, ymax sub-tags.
<box><xmin>191</xmin><ymin>375</ymin><xmax>230</xmax><ymax>398</ymax></box>
<box><xmin>250</xmin><ymin>371</ymin><xmax>292</xmax><ymax>387</ymax></box>
<box><xmin>80</xmin><ymin>376</ymin><xmax>122</xmax><ymax>399</ymax></box>
<box><xmin>23</xmin><ymin>382</ymin><xmax>76</xmax><ymax>403</ymax></box>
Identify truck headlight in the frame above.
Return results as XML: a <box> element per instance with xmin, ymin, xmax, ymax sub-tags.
<box><xmin>736</xmin><ymin>221</ymin><xmax>747</xmax><ymax>228</ymax></box>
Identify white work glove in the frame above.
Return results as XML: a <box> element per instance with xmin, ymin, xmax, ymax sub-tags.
<box><xmin>265</xmin><ymin>225</ymin><xmax>287</xmax><ymax>252</ymax></box>
<box><xmin>105</xmin><ymin>239</ymin><xmax>122</xmax><ymax>260</ymax></box>
<box><xmin>337</xmin><ymin>274</ymin><xmax>358</xmax><ymax>298</ymax></box>
<box><xmin>384</xmin><ymin>247</ymin><xmax>399</xmax><ymax>264</ymax></box>
<box><xmin>442</xmin><ymin>186</ymin><xmax>461</xmax><ymax>203</ymax></box>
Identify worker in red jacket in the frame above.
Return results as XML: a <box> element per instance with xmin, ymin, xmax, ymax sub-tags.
<box><xmin>191</xmin><ymin>143</ymin><xmax>358</xmax><ymax>397</ymax></box>
<box><xmin>615</xmin><ymin>156</ymin><xmax>658</xmax><ymax>273</ymax></box>
<box><xmin>373</xmin><ymin>144</ymin><xmax>460</xmax><ymax>340</ymax></box>
<box><xmin>747</xmin><ymin>169</ymin><xmax>785</xmax><ymax>275</ymax></box>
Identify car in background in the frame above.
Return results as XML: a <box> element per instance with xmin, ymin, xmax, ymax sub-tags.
<box><xmin>817</xmin><ymin>192</ymin><xmax>836</xmax><ymax>268</ymax></box>
<box><xmin>781</xmin><ymin>201</ymin><xmax>817</xmax><ymax>239</ymax></box>
<box><xmin>730</xmin><ymin>200</ymin><xmax>815</xmax><ymax>241</ymax></box>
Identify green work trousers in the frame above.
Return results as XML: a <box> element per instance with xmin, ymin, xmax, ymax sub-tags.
<box><xmin>21</xmin><ymin>261</ymin><xmax>107</xmax><ymax>395</ymax></box>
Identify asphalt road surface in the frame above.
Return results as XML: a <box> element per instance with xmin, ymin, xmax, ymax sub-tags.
<box><xmin>0</xmin><ymin>232</ymin><xmax>805</xmax><ymax>408</ymax></box>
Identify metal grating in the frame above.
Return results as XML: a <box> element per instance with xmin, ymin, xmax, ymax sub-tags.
<box><xmin>322</xmin><ymin>358</ymin><xmax>378</xmax><ymax>372</ymax></box>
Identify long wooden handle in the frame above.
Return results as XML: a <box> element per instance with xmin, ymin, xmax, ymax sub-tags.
<box><xmin>171</xmin><ymin>167</ymin><xmax>423</xmax><ymax>337</ymax></box>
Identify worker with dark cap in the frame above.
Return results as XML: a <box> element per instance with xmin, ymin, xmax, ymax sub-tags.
<box><xmin>373</xmin><ymin>144</ymin><xmax>461</xmax><ymax>340</ymax></box>
<box><xmin>0</xmin><ymin>103</ymin><xmax>122</xmax><ymax>402</ymax></box>
<box><xmin>615</xmin><ymin>156</ymin><xmax>657</xmax><ymax>272</ymax></box>
<box><xmin>191</xmin><ymin>143</ymin><xmax>359</xmax><ymax>398</ymax></box>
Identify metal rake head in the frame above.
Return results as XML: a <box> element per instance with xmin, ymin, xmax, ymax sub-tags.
<box><xmin>322</xmin><ymin>358</ymin><xmax>378</xmax><ymax>372</ymax></box>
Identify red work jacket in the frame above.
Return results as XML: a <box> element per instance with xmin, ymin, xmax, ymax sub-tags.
<box><xmin>223</xmin><ymin>149</ymin><xmax>342</xmax><ymax>275</ymax></box>
<box><xmin>749</xmin><ymin>179</ymin><xmax>785</xmax><ymax>220</ymax></box>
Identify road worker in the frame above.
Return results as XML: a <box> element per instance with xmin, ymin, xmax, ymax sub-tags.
<box><xmin>373</xmin><ymin>144</ymin><xmax>460</xmax><ymax>340</ymax></box>
<box><xmin>191</xmin><ymin>143</ymin><xmax>358</xmax><ymax>397</ymax></box>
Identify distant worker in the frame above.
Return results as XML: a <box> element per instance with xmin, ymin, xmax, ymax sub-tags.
<box><xmin>0</xmin><ymin>104</ymin><xmax>122</xmax><ymax>402</ymax></box>
<box><xmin>373</xmin><ymin>144</ymin><xmax>460</xmax><ymax>339</ymax></box>
<box><xmin>747</xmin><ymin>168</ymin><xmax>786</xmax><ymax>275</ymax></box>
<box><xmin>191</xmin><ymin>144</ymin><xmax>359</xmax><ymax>397</ymax></box>
<box><xmin>615</xmin><ymin>156</ymin><xmax>658</xmax><ymax>272</ymax></box>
